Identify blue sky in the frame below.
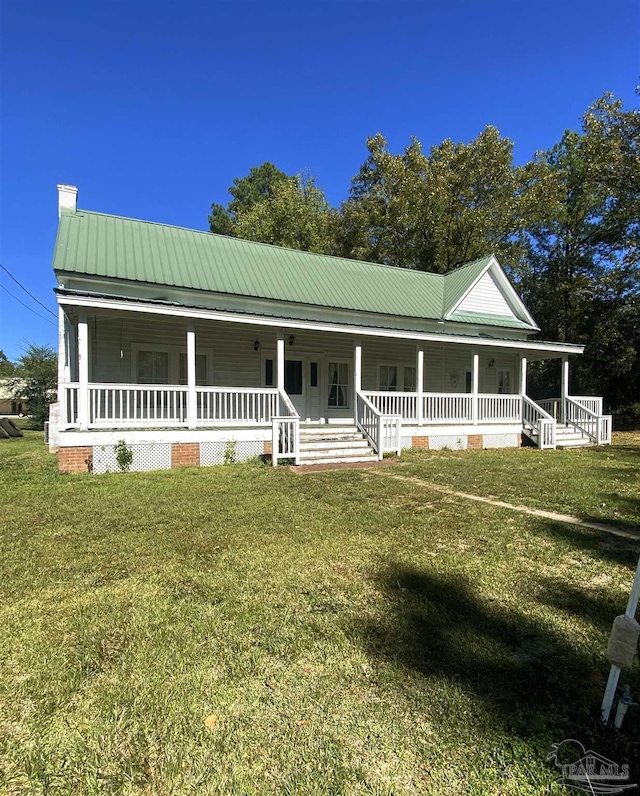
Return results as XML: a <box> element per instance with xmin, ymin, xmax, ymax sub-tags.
<box><xmin>0</xmin><ymin>0</ymin><xmax>638</xmax><ymax>360</ymax></box>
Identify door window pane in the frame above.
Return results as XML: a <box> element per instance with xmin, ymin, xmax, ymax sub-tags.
<box><xmin>328</xmin><ymin>362</ymin><xmax>349</xmax><ymax>408</ymax></box>
<box><xmin>498</xmin><ymin>370</ymin><xmax>511</xmax><ymax>394</ymax></box>
<box><xmin>265</xmin><ymin>359</ymin><xmax>274</xmax><ymax>387</ymax></box>
<box><xmin>285</xmin><ymin>360</ymin><xmax>303</xmax><ymax>395</ymax></box>
<box><xmin>138</xmin><ymin>350</ymin><xmax>169</xmax><ymax>384</ymax></box>
<box><xmin>380</xmin><ymin>365</ymin><xmax>398</xmax><ymax>391</ymax></box>
<box><xmin>404</xmin><ymin>366</ymin><xmax>416</xmax><ymax>391</ymax></box>
<box><xmin>310</xmin><ymin>362</ymin><xmax>318</xmax><ymax>388</ymax></box>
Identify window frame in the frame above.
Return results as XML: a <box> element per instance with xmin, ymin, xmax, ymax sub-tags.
<box><xmin>327</xmin><ymin>360</ymin><xmax>350</xmax><ymax>409</ymax></box>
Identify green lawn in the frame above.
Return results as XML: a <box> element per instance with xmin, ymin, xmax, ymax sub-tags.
<box><xmin>1</xmin><ymin>433</ymin><xmax>639</xmax><ymax>795</ymax></box>
<box><xmin>399</xmin><ymin>432</ymin><xmax>640</xmax><ymax>532</ymax></box>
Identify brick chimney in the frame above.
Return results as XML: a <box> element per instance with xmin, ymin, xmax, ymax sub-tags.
<box><xmin>57</xmin><ymin>184</ymin><xmax>78</xmax><ymax>217</ymax></box>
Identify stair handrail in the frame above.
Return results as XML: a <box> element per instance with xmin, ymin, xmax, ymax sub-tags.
<box><xmin>564</xmin><ymin>396</ymin><xmax>612</xmax><ymax>445</ymax></box>
<box><xmin>522</xmin><ymin>396</ymin><xmax>557</xmax><ymax>450</ymax></box>
<box><xmin>356</xmin><ymin>391</ymin><xmax>401</xmax><ymax>459</ymax></box>
<box><xmin>272</xmin><ymin>389</ymin><xmax>300</xmax><ymax>467</ymax></box>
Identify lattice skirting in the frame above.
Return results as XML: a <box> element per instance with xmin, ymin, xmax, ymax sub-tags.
<box><xmin>92</xmin><ymin>442</ymin><xmax>172</xmax><ymax>474</ymax></box>
<box><xmin>482</xmin><ymin>433</ymin><xmax>519</xmax><ymax>449</ymax></box>
<box><xmin>427</xmin><ymin>435</ymin><xmax>468</xmax><ymax>450</ymax></box>
<box><xmin>200</xmin><ymin>440</ymin><xmax>264</xmax><ymax>466</ymax></box>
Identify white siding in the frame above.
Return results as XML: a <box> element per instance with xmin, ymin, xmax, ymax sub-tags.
<box><xmin>455</xmin><ymin>272</ymin><xmax>516</xmax><ymax>318</ymax></box>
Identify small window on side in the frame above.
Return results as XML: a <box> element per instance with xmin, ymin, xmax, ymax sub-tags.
<box><xmin>265</xmin><ymin>359</ymin><xmax>274</xmax><ymax>386</ymax></box>
<box><xmin>310</xmin><ymin>362</ymin><xmax>318</xmax><ymax>387</ymax></box>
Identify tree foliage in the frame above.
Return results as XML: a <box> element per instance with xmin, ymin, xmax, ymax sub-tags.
<box><xmin>10</xmin><ymin>344</ymin><xmax>57</xmax><ymax>429</ymax></box>
<box><xmin>208</xmin><ymin>162</ymin><xmax>291</xmax><ymax>236</ymax></box>
<box><xmin>518</xmin><ymin>94</ymin><xmax>640</xmax><ymax>405</ymax></box>
<box><xmin>338</xmin><ymin>127</ymin><xmax>541</xmax><ymax>272</ymax></box>
<box><xmin>235</xmin><ymin>173</ymin><xmax>337</xmax><ymax>254</ymax></box>
<box><xmin>0</xmin><ymin>350</ymin><xmax>16</xmax><ymax>377</ymax></box>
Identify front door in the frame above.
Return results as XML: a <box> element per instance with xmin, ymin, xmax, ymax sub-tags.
<box><xmin>285</xmin><ymin>359</ymin><xmax>306</xmax><ymax>417</ymax></box>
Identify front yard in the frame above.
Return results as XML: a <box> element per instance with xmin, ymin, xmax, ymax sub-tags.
<box><xmin>1</xmin><ymin>433</ymin><xmax>639</xmax><ymax>794</ymax></box>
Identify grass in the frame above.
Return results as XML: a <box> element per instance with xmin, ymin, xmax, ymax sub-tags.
<box><xmin>400</xmin><ymin>432</ymin><xmax>640</xmax><ymax>532</ymax></box>
<box><xmin>0</xmin><ymin>432</ymin><xmax>639</xmax><ymax>794</ymax></box>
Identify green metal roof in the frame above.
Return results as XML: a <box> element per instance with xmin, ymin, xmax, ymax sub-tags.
<box><xmin>53</xmin><ymin>208</ymin><xmax>535</xmax><ymax>329</ymax></box>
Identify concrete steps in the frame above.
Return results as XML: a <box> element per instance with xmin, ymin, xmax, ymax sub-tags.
<box><xmin>297</xmin><ymin>424</ymin><xmax>378</xmax><ymax>465</ymax></box>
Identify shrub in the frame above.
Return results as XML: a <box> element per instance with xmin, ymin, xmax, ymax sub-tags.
<box><xmin>612</xmin><ymin>403</ymin><xmax>640</xmax><ymax>431</ymax></box>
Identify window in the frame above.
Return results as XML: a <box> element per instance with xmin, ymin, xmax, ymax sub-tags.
<box><xmin>404</xmin><ymin>366</ymin><xmax>416</xmax><ymax>392</ymax></box>
<box><xmin>379</xmin><ymin>365</ymin><xmax>398</xmax><ymax>391</ymax></box>
<box><xmin>310</xmin><ymin>362</ymin><xmax>318</xmax><ymax>388</ymax></box>
<box><xmin>179</xmin><ymin>353</ymin><xmax>208</xmax><ymax>385</ymax></box>
<box><xmin>498</xmin><ymin>370</ymin><xmax>511</xmax><ymax>394</ymax></box>
<box><xmin>137</xmin><ymin>350</ymin><xmax>169</xmax><ymax>384</ymax></box>
<box><xmin>328</xmin><ymin>362</ymin><xmax>349</xmax><ymax>408</ymax></box>
<box><xmin>381</xmin><ymin>364</ymin><xmax>416</xmax><ymax>391</ymax></box>
<box><xmin>265</xmin><ymin>359</ymin><xmax>274</xmax><ymax>387</ymax></box>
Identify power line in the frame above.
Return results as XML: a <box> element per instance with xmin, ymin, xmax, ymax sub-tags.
<box><xmin>0</xmin><ymin>282</ymin><xmax>57</xmax><ymax>326</ymax></box>
<box><xmin>0</xmin><ymin>262</ymin><xmax>57</xmax><ymax>318</ymax></box>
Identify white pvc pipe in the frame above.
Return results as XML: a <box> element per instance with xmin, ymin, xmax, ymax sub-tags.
<box><xmin>601</xmin><ymin>556</ymin><xmax>640</xmax><ymax>723</ymax></box>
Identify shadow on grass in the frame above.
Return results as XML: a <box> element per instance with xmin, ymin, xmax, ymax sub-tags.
<box><xmin>355</xmin><ymin>560</ymin><xmax>640</xmax><ymax>769</ymax></box>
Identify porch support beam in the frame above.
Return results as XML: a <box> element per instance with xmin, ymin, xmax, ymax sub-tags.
<box><xmin>77</xmin><ymin>312</ymin><xmax>89</xmax><ymax>430</ymax></box>
<box><xmin>187</xmin><ymin>324</ymin><xmax>196</xmax><ymax>429</ymax></box>
<box><xmin>561</xmin><ymin>355</ymin><xmax>569</xmax><ymax>423</ymax></box>
<box><xmin>276</xmin><ymin>332</ymin><xmax>285</xmax><ymax>392</ymax></box>
<box><xmin>416</xmin><ymin>346</ymin><xmax>424</xmax><ymax>425</ymax></box>
<box><xmin>519</xmin><ymin>355</ymin><xmax>527</xmax><ymax>396</ymax></box>
<box><xmin>472</xmin><ymin>350</ymin><xmax>479</xmax><ymax>425</ymax></box>
<box><xmin>353</xmin><ymin>342</ymin><xmax>362</xmax><ymax>410</ymax></box>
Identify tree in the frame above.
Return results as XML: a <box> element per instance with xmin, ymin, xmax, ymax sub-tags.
<box><xmin>0</xmin><ymin>350</ymin><xmax>16</xmax><ymax>377</ymax></box>
<box><xmin>518</xmin><ymin>94</ymin><xmax>640</xmax><ymax>406</ymax></box>
<box><xmin>10</xmin><ymin>344</ymin><xmax>57</xmax><ymax>429</ymax></box>
<box><xmin>208</xmin><ymin>162</ymin><xmax>291</xmax><ymax>235</ymax></box>
<box><xmin>339</xmin><ymin>127</ymin><xmax>538</xmax><ymax>273</ymax></box>
<box><xmin>235</xmin><ymin>173</ymin><xmax>338</xmax><ymax>254</ymax></box>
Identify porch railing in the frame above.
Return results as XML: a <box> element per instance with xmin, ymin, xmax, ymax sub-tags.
<box><xmin>538</xmin><ymin>396</ymin><xmax>611</xmax><ymax>445</ymax></box>
<box><xmin>271</xmin><ymin>389</ymin><xmax>300</xmax><ymax>466</ymax></box>
<box><xmin>60</xmin><ymin>384</ymin><xmax>79</xmax><ymax>427</ymax></box>
<box><xmin>356</xmin><ymin>392</ymin><xmax>401</xmax><ymax>458</ymax></box>
<box><xmin>196</xmin><ymin>387</ymin><xmax>279</xmax><ymax>425</ymax></box>
<box><xmin>566</xmin><ymin>397</ymin><xmax>612</xmax><ymax>445</ymax></box>
<box><xmin>363</xmin><ymin>391</ymin><xmax>523</xmax><ymax>424</ymax></box>
<box><xmin>89</xmin><ymin>383</ymin><xmax>189</xmax><ymax>427</ymax></box>
<box><xmin>522</xmin><ymin>396</ymin><xmax>556</xmax><ymax>449</ymax></box>
<box><xmin>362</xmin><ymin>391</ymin><xmax>418</xmax><ymax>422</ymax></box>
<box><xmin>478</xmin><ymin>394</ymin><xmax>522</xmax><ymax>423</ymax></box>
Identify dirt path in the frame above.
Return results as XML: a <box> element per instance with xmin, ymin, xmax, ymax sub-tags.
<box><xmin>368</xmin><ymin>471</ymin><xmax>640</xmax><ymax>541</ymax></box>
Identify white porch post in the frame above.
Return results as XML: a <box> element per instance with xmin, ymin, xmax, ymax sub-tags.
<box><xmin>416</xmin><ymin>346</ymin><xmax>424</xmax><ymax>425</ymax></box>
<box><xmin>561</xmin><ymin>355</ymin><xmax>569</xmax><ymax>423</ymax></box>
<box><xmin>57</xmin><ymin>306</ymin><xmax>69</xmax><ymax>385</ymax></box>
<box><xmin>77</xmin><ymin>312</ymin><xmax>89</xmax><ymax>430</ymax></box>
<box><xmin>276</xmin><ymin>332</ymin><xmax>285</xmax><ymax>393</ymax></box>
<box><xmin>472</xmin><ymin>350</ymin><xmax>479</xmax><ymax>425</ymax></box>
<box><xmin>187</xmin><ymin>324</ymin><xmax>196</xmax><ymax>429</ymax></box>
<box><xmin>353</xmin><ymin>342</ymin><xmax>362</xmax><ymax>412</ymax></box>
<box><xmin>519</xmin><ymin>356</ymin><xmax>527</xmax><ymax>396</ymax></box>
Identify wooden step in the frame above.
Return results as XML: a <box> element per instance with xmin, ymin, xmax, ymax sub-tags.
<box><xmin>300</xmin><ymin>439</ymin><xmax>370</xmax><ymax>451</ymax></box>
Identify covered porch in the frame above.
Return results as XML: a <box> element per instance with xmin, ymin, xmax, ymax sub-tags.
<box><xmin>55</xmin><ymin>300</ymin><xmax>611</xmax><ymax>463</ymax></box>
